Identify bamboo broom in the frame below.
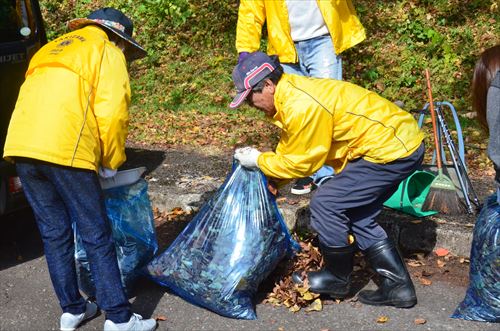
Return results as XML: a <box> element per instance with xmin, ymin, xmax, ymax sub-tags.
<box><xmin>421</xmin><ymin>69</ymin><xmax>465</xmax><ymax>214</ymax></box>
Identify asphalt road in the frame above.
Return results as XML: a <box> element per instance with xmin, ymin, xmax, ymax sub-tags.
<box><xmin>0</xmin><ymin>208</ymin><xmax>497</xmax><ymax>331</ymax></box>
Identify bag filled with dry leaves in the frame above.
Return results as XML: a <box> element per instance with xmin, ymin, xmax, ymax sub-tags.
<box><xmin>452</xmin><ymin>193</ymin><xmax>500</xmax><ymax>322</ymax></box>
<box><xmin>145</xmin><ymin>161</ymin><xmax>298</xmax><ymax>319</ymax></box>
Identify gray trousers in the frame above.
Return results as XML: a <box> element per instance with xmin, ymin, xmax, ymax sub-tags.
<box><xmin>310</xmin><ymin>143</ymin><xmax>425</xmax><ymax>250</ymax></box>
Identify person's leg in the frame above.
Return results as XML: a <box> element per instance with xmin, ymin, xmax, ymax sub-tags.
<box><xmin>311</xmin><ymin>144</ymin><xmax>424</xmax><ymax>306</ymax></box>
<box><xmin>310</xmin><ymin>160</ymin><xmax>388</xmax><ymax>249</ymax></box>
<box><xmin>45</xmin><ymin>165</ymin><xmax>133</xmax><ymax>323</ymax></box>
<box><xmin>311</xmin><ymin>144</ymin><xmax>424</xmax><ymax>249</ymax></box>
<box><xmin>292</xmin><ymin>157</ymin><xmax>390</xmax><ymax>296</ymax></box>
<box><xmin>16</xmin><ymin>162</ymin><xmax>87</xmax><ymax>315</ymax></box>
<box><xmin>298</xmin><ymin>35</ymin><xmax>342</xmax><ymax>80</ymax></box>
<box><xmin>281</xmin><ymin>62</ymin><xmax>305</xmax><ymax>76</ymax></box>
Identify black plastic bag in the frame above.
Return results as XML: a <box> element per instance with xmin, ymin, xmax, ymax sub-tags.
<box><xmin>451</xmin><ymin>193</ymin><xmax>500</xmax><ymax>322</ymax></box>
<box><xmin>145</xmin><ymin>162</ymin><xmax>298</xmax><ymax>319</ymax></box>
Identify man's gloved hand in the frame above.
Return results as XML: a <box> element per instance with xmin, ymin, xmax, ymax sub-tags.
<box><xmin>238</xmin><ymin>52</ymin><xmax>249</xmax><ymax>63</ymax></box>
<box><xmin>234</xmin><ymin>147</ymin><xmax>261</xmax><ymax>169</ymax></box>
<box><xmin>98</xmin><ymin>167</ymin><xmax>117</xmax><ymax>178</ymax></box>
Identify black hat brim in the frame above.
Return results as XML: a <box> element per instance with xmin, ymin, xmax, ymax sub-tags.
<box><xmin>68</xmin><ymin>18</ymin><xmax>147</xmax><ymax>61</ymax></box>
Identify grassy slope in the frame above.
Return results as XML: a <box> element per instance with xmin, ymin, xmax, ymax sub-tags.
<box><xmin>39</xmin><ymin>0</ymin><xmax>499</xmax><ymax>166</ymax></box>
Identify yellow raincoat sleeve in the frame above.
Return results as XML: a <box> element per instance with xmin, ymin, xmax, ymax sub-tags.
<box><xmin>236</xmin><ymin>0</ymin><xmax>266</xmax><ymax>53</ymax></box>
<box><xmin>258</xmin><ymin>99</ymin><xmax>334</xmax><ymax>180</ymax></box>
<box><xmin>93</xmin><ymin>45</ymin><xmax>130</xmax><ymax>170</ymax></box>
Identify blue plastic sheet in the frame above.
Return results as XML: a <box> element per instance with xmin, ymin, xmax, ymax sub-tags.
<box><xmin>75</xmin><ymin>178</ymin><xmax>158</xmax><ymax>298</ymax></box>
<box><xmin>451</xmin><ymin>193</ymin><xmax>500</xmax><ymax>322</ymax></box>
<box><xmin>145</xmin><ymin>162</ymin><xmax>299</xmax><ymax>319</ymax></box>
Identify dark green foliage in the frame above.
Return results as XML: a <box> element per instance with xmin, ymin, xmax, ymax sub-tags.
<box><xmin>38</xmin><ymin>0</ymin><xmax>499</xmax><ymax>126</ymax></box>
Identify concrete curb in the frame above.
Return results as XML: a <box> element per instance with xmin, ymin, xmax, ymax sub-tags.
<box><xmin>147</xmin><ymin>186</ymin><xmax>474</xmax><ymax>257</ymax></box>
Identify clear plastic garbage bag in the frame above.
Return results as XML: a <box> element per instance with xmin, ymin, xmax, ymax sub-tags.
<box><xmin>75</xmin><ymin>178</ymin><xmax>158</xmax><ymax>298</ymax></box>
<box><xmin>451</xmin><ymin>193</ymin><xmax>500</xmax><ymax>322</ymax></box>
<box><xmin>145</xmin><ymin>161</ymin><xmax>299</xmax><ymax>319</ymax></box>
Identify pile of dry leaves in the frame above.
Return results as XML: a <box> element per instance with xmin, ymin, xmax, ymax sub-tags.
<box><xmin>263</xmin><ymin>238</ymin><xmax>325</xmax><ymax>313</ymax></box>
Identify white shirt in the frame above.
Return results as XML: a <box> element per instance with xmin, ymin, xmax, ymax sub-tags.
<box><xmin>285</xmin><ymin>0</ymin><xmax>329</xmax><ymax>41</ymax></box>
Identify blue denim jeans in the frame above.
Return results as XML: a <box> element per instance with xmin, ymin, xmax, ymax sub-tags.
<box><xmin>281</xmin><ymin>34</ymin><xmax>342</xmax><ymax>81</ymax></box>
<box><xmin>281</xmin><ymin>34</ymin><xmax>339</xmax><ymax>181</ymax></box>
<box><xmin>16</xmin><ymin>160</ymin><xmax>132</xmax><ymax>323</ymax></box>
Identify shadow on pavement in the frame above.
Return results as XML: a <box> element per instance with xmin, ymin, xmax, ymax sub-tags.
<box><xmin>129</xmin><ymin>211</ymin><xmax>193</xmax><ymax>318</ymax></box>
<box><xmin>123</xmin><ymin>147</ymin><xmax>166</xmax><ymax>175</ymax></box>
<box><xmin>130</xmin><ymin>277</ymin><xmax>169</xmax><ymax>319</ymax></box>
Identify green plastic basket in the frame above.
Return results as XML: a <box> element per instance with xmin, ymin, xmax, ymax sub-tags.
<box><xmin>383</xmin><ymin>170</ymin><xmax>438</xmax><ymax>217</ymax></box>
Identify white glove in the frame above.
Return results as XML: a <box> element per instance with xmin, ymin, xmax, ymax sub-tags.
<box><xmin>235</xmin><ymin>147</ymin><xmax>253</xmax><ymax>155</ymax></box>
<box><xmin>234</xmin><ymin>147</ymin><xmax>261</xmax><ymax>169</ymax></box>
<box><xmin>98</xmin><ymin>167</ymin><xmax>117</xmax><ymax>178</ymax></box>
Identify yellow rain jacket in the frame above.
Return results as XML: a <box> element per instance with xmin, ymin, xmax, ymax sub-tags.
<box><xmin>236</xmin><ymin>0</ymin><xmax>366</xmax><ymax>63</ymax></box>
<box><xmin>258</xmin><ymin>74</ymin><xmax>425</xmax><ymax>179</ymax></box>
<box><xmin>4</xmin><ymin>25</ymin><xmax>130</xmax><ymax>172</ymax></box>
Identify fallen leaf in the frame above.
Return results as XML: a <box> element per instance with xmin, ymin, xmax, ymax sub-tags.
<box><xmin>459</xmin><ymin>257</ymin><xmax>470</xmax><ymax>264</ymax></box>
<box><xmin>155</xmin><ymin>315</ymin><xmax>168</xmax><ymax>321</ymax></box>
<box><xmin>305</xmin><ymin>298</ymin><xmax>323</xmax><ymax>312</ymax></box>
<box><xmin>376</xmin><ymin>316</ymin><xmax>389</xmax><ymax>323</ymax></box>
<box><xmin>415</xmin><ymin>253</ymin><xmax>426</xmax><ymax>261</ymax></box>
<box><xmin>414</xmin><ymin>318</ymin><xmax>427</xmax><ymax>325</ymax></box>
<box><xmin>289</xmin><ymin>304</ymin><xmax>301</xmax><ymax>313</ymax></box>
<box><xmin>463</xmin><ymin>112</ymin><xmax>477</xmax><ymax>119</ymax></box>
<box><xmin>301</xmin><ymin>291</ymin><xmax>315</xmax><ymax>301</ymax></box>
<box><xmin>437</xmin><ymin>259</ymin><xmax>446</xmax><ymax>268</ymax></box>
<box><xmin>266</xmin><ymin>297</ymin><xmax>282</xmax><ymax>306</ymax></box>
<box><xmin>420</xmin><ymin>278</ymin><xmax>432</xmax><ymax>286</ymax></box>
<box><xmin>407</xmin><ymin>260</ymin><xmax>424</xmax><ymax>267</ymax></box>
<box><xmin>435</xmin><ymin>248</ymin><xmax>449</xmax><ymax>257</ymax></box>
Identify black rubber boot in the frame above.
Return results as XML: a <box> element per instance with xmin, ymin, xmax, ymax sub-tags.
<box><xmin>358</xmin><ymin>239</ymin><xmax>417</xmax><ymax>308</ymax></box>
<box><xmin>292</xmin><ymin>243</ymin><xmax>355</xmax><ymax>298</ymax></box>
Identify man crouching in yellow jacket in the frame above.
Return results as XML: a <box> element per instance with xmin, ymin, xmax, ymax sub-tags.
<box><xmin>230</xmin><ymin>52</ymin><xmax>425</xmax><ymax>309</ymax></box>
<box><xmin>3</xmin><ymin>8</ymin><xmax>156</xmax><ymax>331</ymax></box>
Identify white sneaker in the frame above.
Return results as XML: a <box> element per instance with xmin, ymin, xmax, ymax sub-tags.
<box><xmin>104</xmin><ymin>313</ymin><xmax>157</xmax><ymax>331</ymax></box>
<box><xmin>60</xmin><ymin>301</ymin><xmax>98</xmax><ymax>331</ymax></box>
